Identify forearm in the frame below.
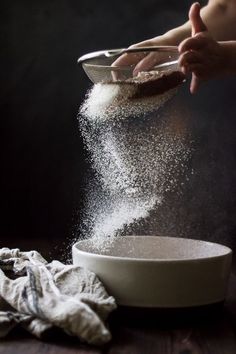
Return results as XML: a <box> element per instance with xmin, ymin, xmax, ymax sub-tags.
<box><xmin>164</xmin><ymin>0</ymin><xmax>236</xmax><ymax>45</ymax></box>
<box><xmin>202</xmin><ymin>0</ymin><xmax>236</xmax><ymax>40</ymax></box>
<box><xmin>221</xmin><ymin>41</ymin><xmax>236</xmax><ymax>75</ymax></box>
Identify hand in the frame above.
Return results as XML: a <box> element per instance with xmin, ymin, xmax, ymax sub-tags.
<box><xmin>178</xmin><ymin>2</ymin><xmax>225</xmax><ymax>94</ymax></box>
<box><xmin>112</xmin><ymin>35</ymin><xmax>178</xmax><ymax>77</ymax></box>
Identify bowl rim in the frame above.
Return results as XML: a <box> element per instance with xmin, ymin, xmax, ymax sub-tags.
<box><xmin>72</xmin><ymin>236</ymin><xmax>232</xmax><ymax>264</ymax></box>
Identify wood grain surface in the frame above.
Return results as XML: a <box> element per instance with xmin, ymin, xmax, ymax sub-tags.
<box><xmin>0</xmin><ymin>272</ymin><xmax>235</xmax><ymax>354</ymax></box>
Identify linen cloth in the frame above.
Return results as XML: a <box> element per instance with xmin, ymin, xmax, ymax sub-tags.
<box><xmin>0</xmin><ymin>248</ymin><xmax>116</xmax><ymax>345</ymax></box>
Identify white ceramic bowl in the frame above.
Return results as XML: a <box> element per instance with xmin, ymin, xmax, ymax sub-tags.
<box><xmin>72</xmin><ymin>236</ymin><xmax>232</xmax><ymax>308</ymax></box>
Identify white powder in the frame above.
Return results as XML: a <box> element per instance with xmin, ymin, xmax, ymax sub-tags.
<box><xmin>80</xmin><ymin>82</ymin><xmax>177</xmax><ymax>122</ymax></box>
<box><xmin>78</xmin><ymin>78</ymin><xmax>191</xmax><ymax>249</ymax></box>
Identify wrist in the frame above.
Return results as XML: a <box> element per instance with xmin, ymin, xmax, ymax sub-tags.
<box><xmin>220</xmin><ymin>41</ymin><xmax>236</xmax><ymax>76</ymax></box>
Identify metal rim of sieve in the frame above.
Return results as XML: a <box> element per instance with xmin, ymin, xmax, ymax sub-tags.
<box><xmin>82</xmin><ymin>60</ymin><xmax>179</xmax><ymax>72</ymax></box>
<box><xmin>77</xmin><ymin>46</ymin><xmax>178</xmax><ymax>64</ymax></box>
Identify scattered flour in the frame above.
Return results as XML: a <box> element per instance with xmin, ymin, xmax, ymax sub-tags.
<box><xmin>78</xmin><ymin>77</ymin><xmax>191</xmax><ymax>249</ymax></box>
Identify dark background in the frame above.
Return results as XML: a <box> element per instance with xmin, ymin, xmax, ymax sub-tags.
<box><xmin>1</xmin><ymin>0</ymin><xmax>236</xmax><ymax>262</ymax></box>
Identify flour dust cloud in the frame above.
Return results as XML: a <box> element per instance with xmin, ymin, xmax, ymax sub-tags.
<box><xmin>78</xmin><ymin>81</ymin><xmax>192</xmax><ymax>248</ymax></box>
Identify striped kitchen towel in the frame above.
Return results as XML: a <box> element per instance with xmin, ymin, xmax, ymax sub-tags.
<box><xmin>0</xmin><ymin>248</ymin><xmax>116</xmax><ymax>345</ymax></box>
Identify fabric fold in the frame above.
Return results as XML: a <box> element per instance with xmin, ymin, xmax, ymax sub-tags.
<box><xmin>0</xmin><ymin>248</ymin><xmax>116</xmax><ymax>345</ymax></box>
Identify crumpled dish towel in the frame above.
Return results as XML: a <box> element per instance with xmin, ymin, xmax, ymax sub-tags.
<box><xmin>0</xmin><ymin>248</ymin><xmax>117</xmax><ymax>345</ymax></box>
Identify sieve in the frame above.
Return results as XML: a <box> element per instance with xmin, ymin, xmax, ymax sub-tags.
<box><xmin>78</xmin><ymin>46</ymin><xmax>180</xmax><ymax>84</ymax></box>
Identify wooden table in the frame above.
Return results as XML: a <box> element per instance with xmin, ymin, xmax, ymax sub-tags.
<box><xmin>1</xmin><ymin>272</ymin><xmax>236</xmax><ymax>354</ymax></box>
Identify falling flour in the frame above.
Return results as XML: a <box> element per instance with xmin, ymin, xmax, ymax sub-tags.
<box><xmin>78</xmin><ymin>74</ymin><xmax>191</xmax><ymax>249</ymax></box>
<box><xmin>80</xmin><ymin>70</ymin><xmax>185</xmax><ymax>121</ymax></box>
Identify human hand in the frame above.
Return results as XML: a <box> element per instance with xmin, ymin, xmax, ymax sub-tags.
<box><xmin>112</xmin><ymin>35</ymin><xmax>178</xmax><ymax>77</ymax></box>
<box><xmin>178</xmin><ymin>2</ymin><xmax>226</xmax><ymax>94</ymax></box>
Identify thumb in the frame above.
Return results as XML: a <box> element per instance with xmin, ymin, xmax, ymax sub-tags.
<box><xmin>189</xmin><ymin>2</ymin><xmax>207</xmax><ymax>36</ymax></box>
<box><xmin>188</xmin><ymin>2</ymin><xmax>207</xmax><ymax>94</ymax></box>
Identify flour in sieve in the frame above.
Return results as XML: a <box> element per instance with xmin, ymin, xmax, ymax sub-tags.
<box><xmin>80</xmin><ymin>82</ymin><xmax>177</xmax><ymax>121</ymax></box>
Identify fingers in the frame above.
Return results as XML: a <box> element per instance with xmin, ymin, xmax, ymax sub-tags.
<box><xmin>112</xmin><ymin>35</ymin><xmax>172</xmax><ymax>78</ymax></box>
<box><xmin>113</xmin><ymin>43</ymin><xmax>168</xmax><ymax>77</ymax></box>
<box><xmin>176</xmin><ymin>3</ymin><xmax>209</xmax><ymax>94</ymax></box>
<box><xmin>179</xmin><ymin>50</ymin><xmax>203</xmax><ymax>71</ymax></box>
<box><xmin>112</xmin><ymin>51</ymin><xmax>151</xmax><ymax>81</ymax></box>
<box><xmin>132</xmin><ymin>37</ymin><xmax>174</xmax><ymax>75</ymax></box>
<box><xmin>178</xmin><ymin>50</ymin><xmax>203</xmax><ymax>93</ymax></box>
<box><xmin>112</xmin><ymin>52</ymin><xmax>144</xmax><ymax>67</ymax></box>
<box><xmin>178</xmin><ymin>2</ymin><xmax>208</xmax><ymax>94</ymax></box>
<box><xmin>190</xmin><ymin>73</ymin><xmax>200</xmax><ymax>94</ymax></box>
<box><xmin>179</xmin><ymin>32</ymin><xmax>210</xmax><ymax>53</ymax></box>
<box><xmin>181</xmin><ymin>63</ymin><xmax>202</xmax><ymax>94</ymax></box>
<box><xmin>112</xmin><ymin>38</ymin><xmax>157</xmax><ymax>67</ymax></box>
<box><xmin>179</xmin><ymin>50</ymin><xmax>201</xmax><ymax>69</ymax></box>
<box><xmin>133</xmin><ymin>52</ymin><xmax>158</xmax><ymax>76</ymax></box>
<box><xmin>189</xmin><ymin>2</ymin><xmax>207</xmax><ymax>36</ymax></box>
<box><xmin>111</xmin><ymin>50</ymin><xmax>146</xmax><ymax>81</ymax></box>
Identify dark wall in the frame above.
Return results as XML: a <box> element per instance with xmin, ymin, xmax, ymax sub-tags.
<box><xmin>1</xmin><ymin>0</ymin><xmax>236</xmax><ymax>261</ymax></box>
